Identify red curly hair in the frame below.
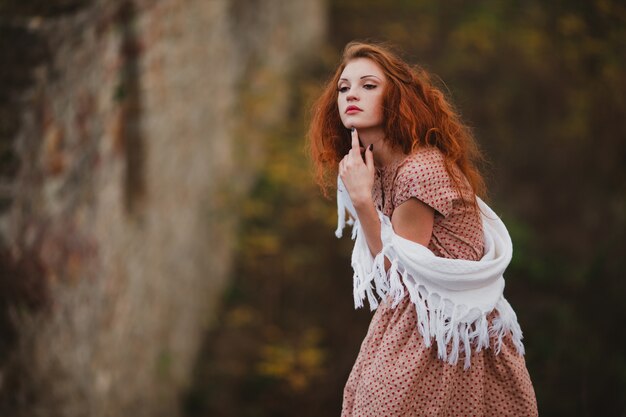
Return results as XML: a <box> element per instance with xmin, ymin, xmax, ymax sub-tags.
<box><xmin>307</xmin><ymin>41</ymin><xmax>487</xmax><ymax>206</ymax></box>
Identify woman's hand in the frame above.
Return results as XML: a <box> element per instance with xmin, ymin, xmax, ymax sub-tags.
<box><xmin>339</xmin><ymin>128</ymin><xmax>375</xmax><ymax>207</ymax></box>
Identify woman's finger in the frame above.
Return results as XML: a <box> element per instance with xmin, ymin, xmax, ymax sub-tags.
<box><xmin>340</xmin><ymin>155</ymin><xmax>350</xmax><ymax>171</ymax></box>
<box><xmin>348</xmin><ymin>145</ymin><xmax>363</xmax><ymax>162</ymax></box>
<box><xmin>365</xmin><ymin>144</ymin><xmax>375</xmax><ymax>173</ymax></box>
<box><xmin>351</xmin><ymin>128</ymin><xmax>360</xmax><ymax>151</ymax></box>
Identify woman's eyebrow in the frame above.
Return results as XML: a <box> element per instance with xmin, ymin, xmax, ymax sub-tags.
<box><xmin>338</xmin><ymin>75</ymin><xmax>381</xmax><ymax>83</ymax></box>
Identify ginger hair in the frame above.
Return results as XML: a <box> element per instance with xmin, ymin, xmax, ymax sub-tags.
<box><xmin>307</xmin><ymin>41</ymin><xmax>487</xmax><ymax>206</ymax></box>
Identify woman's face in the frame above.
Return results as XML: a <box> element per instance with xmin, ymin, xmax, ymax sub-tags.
<box><xmin>337</xmin><ymin>57</ymin><xmax>386</xmax><ymax>131</ymax></box>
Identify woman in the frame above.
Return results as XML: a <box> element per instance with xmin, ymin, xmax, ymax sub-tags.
<box><xmin>308</xmin><ymin>41</ymin><xmax>538</xmax><ymax>416</ymax></box>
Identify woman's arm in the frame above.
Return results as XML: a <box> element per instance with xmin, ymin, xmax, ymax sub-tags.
<box><xmin>390</xmin><ymin>197</ymin><xmax>434</xmax><ymax>247</ymax></box>
<box><xmin>338</xmin><ymin>129</ymin><xmax>379</xmax><ymax>256</ymax></box>
<box><xmin>351</xmin><ymin>198</ymin><xmax>383</xmax><ymax>257</ymax></box>
<box><xmin>352</xmin><ymin>196</ymin><xmax>434</xmax><ymax>257</ymax></box>
<box><xmin>339</xmin><ymin>129</ymin><xmax>434</xmax><ymax>257</ymax></box>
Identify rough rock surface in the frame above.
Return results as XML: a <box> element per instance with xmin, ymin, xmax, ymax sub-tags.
<box><xmin>0</xmin><ymin>0</ymin><xmax>324</xmax><ymax>415</ymax></box>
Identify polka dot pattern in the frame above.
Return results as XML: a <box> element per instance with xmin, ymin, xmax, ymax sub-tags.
<box><xmin>342</xmin><ymin>147</ymin><xmax>538</xmax><ymax>416</ymax></box>
<box><xmin>372</xmin><ymin>146</ymin><xmax>485</xmax><ymax>261</ymax></box>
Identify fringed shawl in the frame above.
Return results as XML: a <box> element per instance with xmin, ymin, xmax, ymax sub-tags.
<box><xmin>335</xmin><ymin>177</ymin><xmax>525</xmax><ymax>369</ymax></box>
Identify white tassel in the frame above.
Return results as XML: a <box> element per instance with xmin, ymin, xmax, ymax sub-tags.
<box><xmin>335</xmin><ymin>178</ymin><xmax>346</xmax><ymax>238</ymax></box>
<box><xmin>429</xmin><ymin>313</ymin><xmax>438</xmax><ymax>350</ymax></box>
<box><xmin>489</xmin><ymin>311</ymin><xmax>506</xmax><ymax>355</ymax></box>
<box><xmin>365</xmin><ymin>283</ymin><xmax>379</xmax><ymax>311</ymax></box>
<box><xmin>509</xmin><ymin>319</ymin><xmax>525</xmax><ymax>355</ymax></box>
<box><xmin>389</xmin><ymin>261</ymin><xmax>405</xmax><ymax>307</ymax></box>
<box><xmin>475</xmin><ymin>314</ymin><xmax>490</xmax><ymax>352</ymax></box>
<box><xmin>373</xmin><ymin>254</ymin><xmax>389</xmax><ymax>300</ymax></box>
<box><xmin>435</xmin><ymin>307</ymin><xmax>447</xmax><ymax>361</ymax></box>
<box><xmin>445</xmin><ymin>306</ymin><xmax>458</xmax><ymax>345</ymax></box>
<box><xmin>463</xmin><ymin>323</ymin><xmax>472</xmax><ymax>370</ymax></box>
<box><xmin>448</xmin><ymin>324</ymin><xmax>460</xmax><ymax>365</ymax></box>
<box><xmin>353</xmin><ymin>270</ymin><xmax>363</xmax><ymax>309</ymax></box>
<box><xmin>412</xmin><ymin>288</ymin><xmax>431</xmax><ymax>346</ymax></box>
<box><xmin>495</xmin><ymin>299</ymin><xmax>525</xmax><ymax>355</ymax></box>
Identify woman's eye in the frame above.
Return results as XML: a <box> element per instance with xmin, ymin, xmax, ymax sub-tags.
<box><xmin>338</xmin><ymin>86</ymin><xmax>349</xmax><ymax>93</ymax></box>
<box><xmin>364</xmin><ymin>84</ymin><xmax>377</xmax><ymax>90</ymax></box>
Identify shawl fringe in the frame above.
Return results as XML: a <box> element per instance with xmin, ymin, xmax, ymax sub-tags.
<box><xmin>336</xmin><ymin>177</ymin><xmax>525</xmax><ymax>370</ymax></box>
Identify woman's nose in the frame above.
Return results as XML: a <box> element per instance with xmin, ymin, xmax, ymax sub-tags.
<box><xmin>347</xmin><ymin>90</ymin><xmax>358</xmax><ymax>101</ymax></box>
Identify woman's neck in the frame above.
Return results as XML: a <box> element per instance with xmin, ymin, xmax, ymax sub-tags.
<box><xmin>356</xmin><ymin>127</ymin><xmax>406</xmax><ymax>169</ymax></box>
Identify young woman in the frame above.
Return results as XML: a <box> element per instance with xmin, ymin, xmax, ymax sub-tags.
<box><xmin>308</xmin><ymin>42</ymin><xmax>538</xmax><ymax>416</ymax></box>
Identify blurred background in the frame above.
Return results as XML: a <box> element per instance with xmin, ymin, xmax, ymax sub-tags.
<box><xmin>0</xmin><ymin>0</ymin><xmax>624</xmax><ymax>416</ymax></box>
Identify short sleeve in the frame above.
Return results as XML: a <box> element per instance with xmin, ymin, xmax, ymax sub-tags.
<box><xmin>391</xmin><ymin>148</ymin><xmax>459</xmax><ymax>217</ymax></box>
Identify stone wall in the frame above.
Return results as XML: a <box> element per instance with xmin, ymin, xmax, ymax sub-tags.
<box><xmin>0</xmin><ymin>0</ymin><xmax>325</xmax><ymax>415</ymax></box>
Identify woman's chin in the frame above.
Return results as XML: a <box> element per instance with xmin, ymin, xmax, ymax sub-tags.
<box><xmin>342</xmin><ymin>121</ymin><xmax>361</xmax><ymax>129</ymax></box>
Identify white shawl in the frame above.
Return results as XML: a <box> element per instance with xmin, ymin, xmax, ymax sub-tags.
<box><xmin>335</xmin><ymin>177</ymin><xmax>525</xmax><ymax>369</ymax></box>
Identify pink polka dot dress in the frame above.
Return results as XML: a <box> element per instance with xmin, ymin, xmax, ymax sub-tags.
<box><xmin>341</xmin><ymin>146</ymin><xmax>538</xmax><ymax>417</ymax></box>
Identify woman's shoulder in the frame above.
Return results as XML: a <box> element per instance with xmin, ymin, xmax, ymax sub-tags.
<box><xmin>395</xmin><ymin>146</ymin><xmax>448</xmax><ymax>184</ymax></box>
<box><xmin>391</xmin><ymin>146</ymin><xmax>457</xmax><ymax>216</ymax></box>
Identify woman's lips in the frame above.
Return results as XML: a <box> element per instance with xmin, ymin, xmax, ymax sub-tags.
<box><xmin>345</xmin><ymin>105</ymin><xmax>362</xmax><ymax>114</ymax></box>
